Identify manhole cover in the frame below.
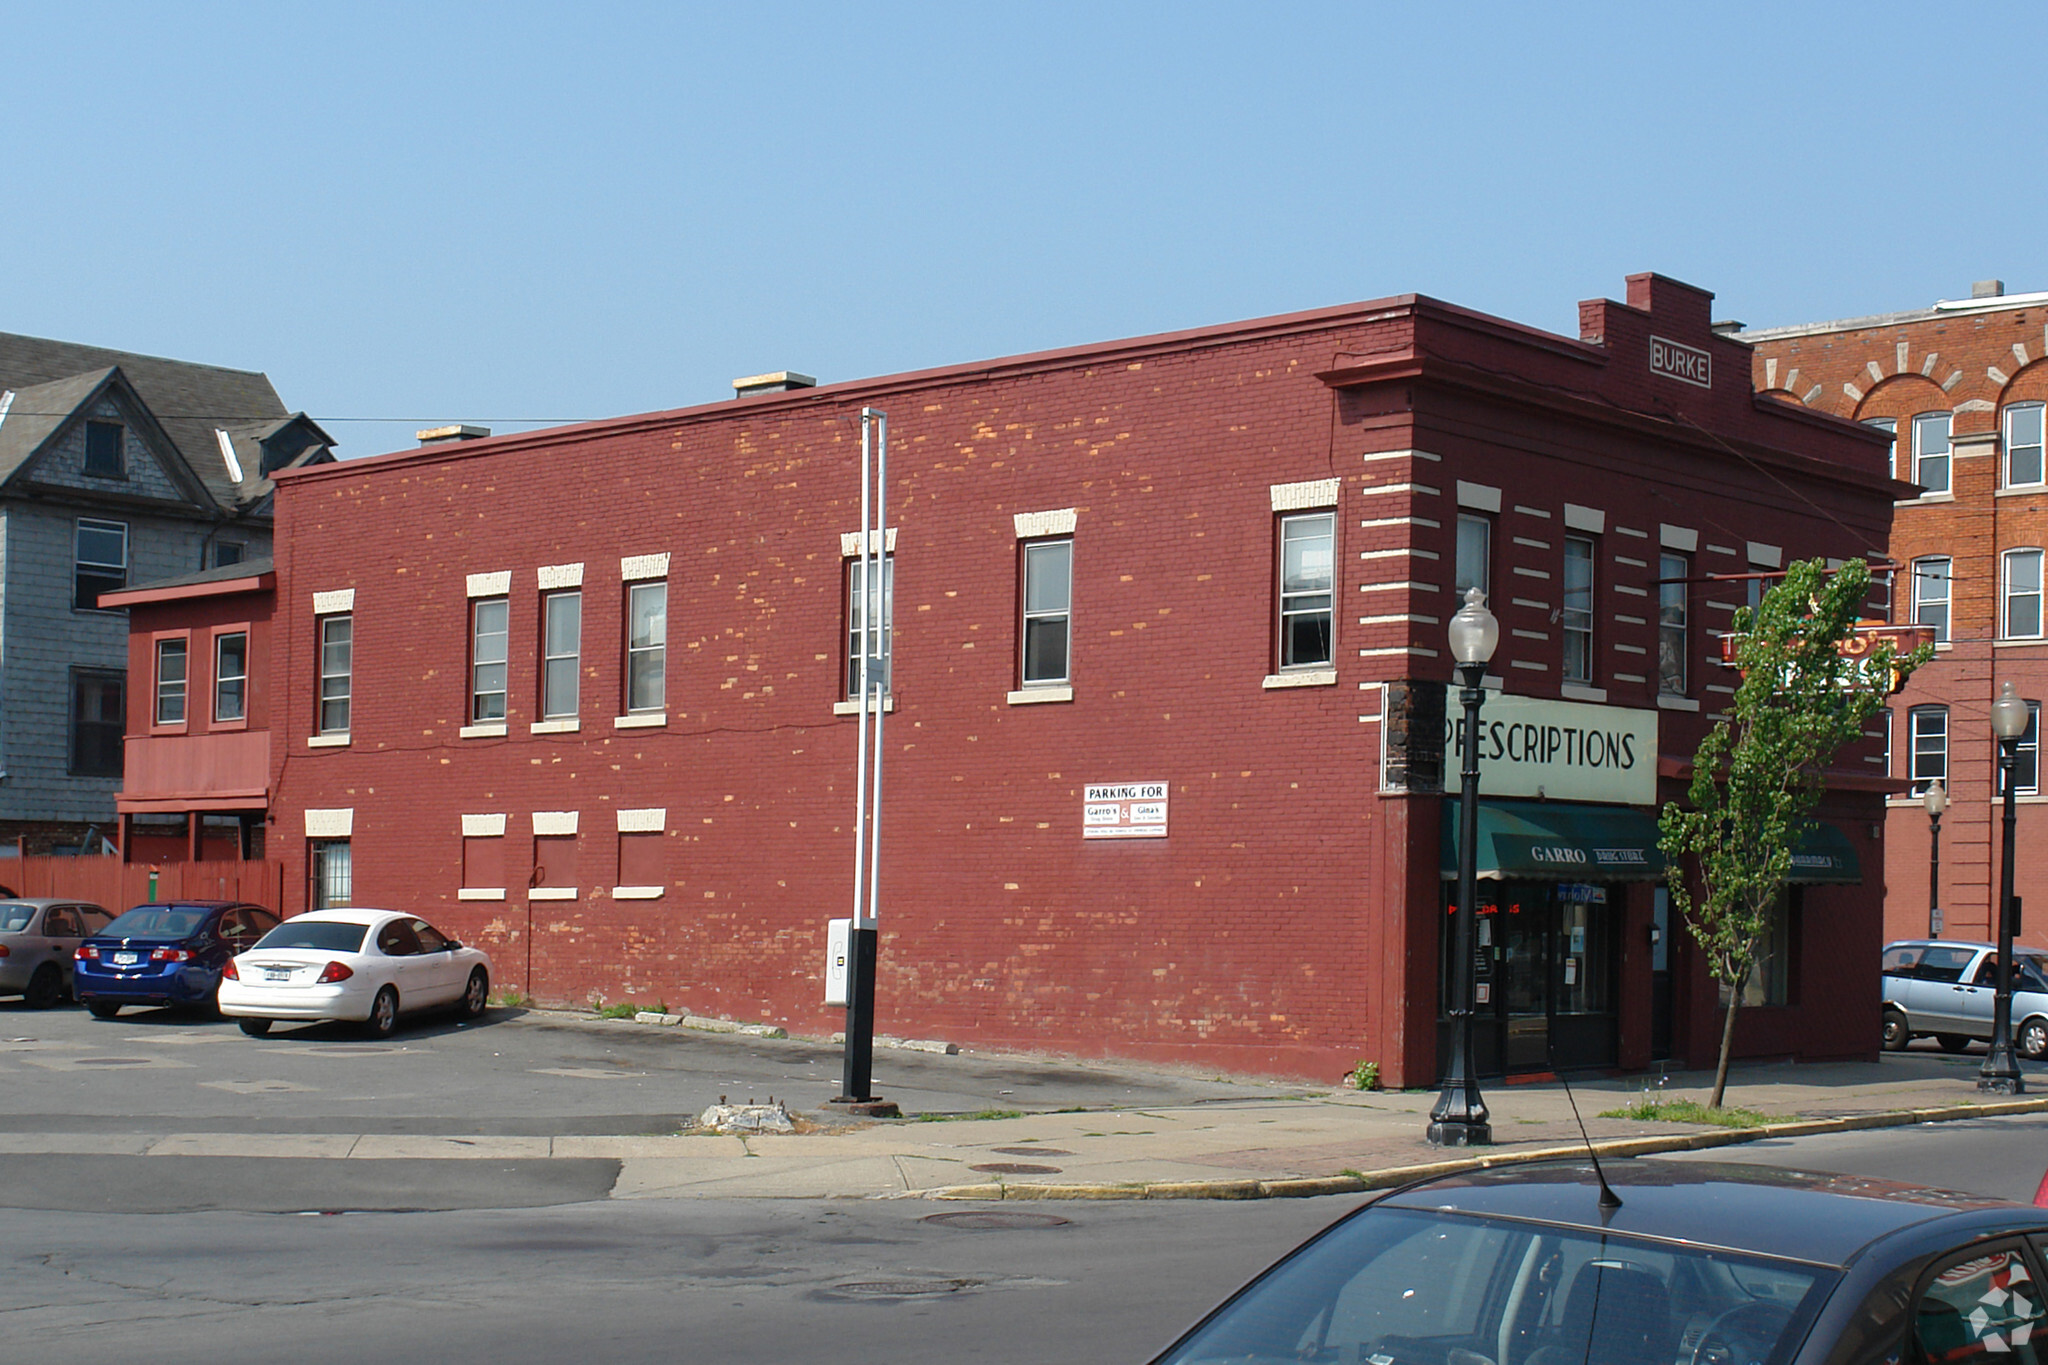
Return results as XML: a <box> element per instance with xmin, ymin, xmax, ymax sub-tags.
<box><xmin>969</xmin><ymin>1162</ymin><xmax>1062</xmax><ymax>1175</ymax></box>
<box><xmin>70</xmin><ymin>1058</ymin><xmax>153</xmax><ymax>1067</ymax></box>
<box><xmin>831</xmin><ymin>1279</ymin><xmax>984</xmax><ymax>1298</ymax></box>
<box><xmin>921</xmin><ymin>1211</ymin><xmax>1072</xmax><ymax>1230</ymax></box>
<box><xmin>990</xmin><ymin>1147</ymin><xmax>1073</xmax><ymax>1157</ymax></box>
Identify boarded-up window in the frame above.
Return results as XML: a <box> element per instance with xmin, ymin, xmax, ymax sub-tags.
<box><xmin>462</xmin><ymin>835</ymin><xmax>504</xmax><ymax>893</ymax></box>
<box><xmin>533</xmin><ymin>834</ymin><xmax>578</xmax><ymax>892</ymax></box>
<box><xmin>618</xmin><ymin>831</ymin><xmax>664</xmax><ymax>889</ymax></box>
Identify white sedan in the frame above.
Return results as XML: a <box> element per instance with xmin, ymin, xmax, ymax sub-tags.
<box><xmin>218</xmin><ymin>908</ymin><xmax>492</xmax><ymax>1038</ymax></box>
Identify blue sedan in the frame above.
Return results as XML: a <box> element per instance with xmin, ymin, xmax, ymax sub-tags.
<box><xmin>73</xmin><ymin>901</ymin><xmax>279</xmax><ymax>1018</ymax></box>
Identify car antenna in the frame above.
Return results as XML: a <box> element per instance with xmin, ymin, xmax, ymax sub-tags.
<box><xmin>1548</xmin><ymin>1043</ymin><xmax>1622</xmax><ymax>1213</ymax></box>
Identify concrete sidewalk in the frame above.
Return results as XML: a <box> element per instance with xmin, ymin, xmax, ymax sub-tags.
<box><xmin>10</xmin><ymin>1042</ymin><xmax>2047</xmax><ymax>1201</ymax></box>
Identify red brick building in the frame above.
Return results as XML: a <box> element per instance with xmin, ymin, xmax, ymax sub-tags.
<box><xmin>136</xmin><ymin>274</ymin><xmax>1903</xmax><ymax>1086</ymax></box>
<box><xmin>1745</xmin><ymin>282</ymin><xmax>2048</xmax><ymax>957</ymax></box>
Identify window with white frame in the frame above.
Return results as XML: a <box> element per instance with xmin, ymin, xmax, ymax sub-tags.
<box><xmin>470</xmin><ymin>597</ymin><xmax>509</xmax><ymax>722</ymax></box>
<box><xmin>1912</xmin><ymin>556</ymin><xmax>1951</xmax><ymax>643</ymax></box>
<box><xmin>541</xmin><ymin>590</ymin><xmax>580</xmax><ymax>719</ymax></box>
<box><xmin>1278</xmin><ymin>512</ymin><xmax>1334</xmax><ymax>669</ymax></box>
<box><xmin>214</xmin><ymin>632</ymin><xmax>247</xmax><ymax>723</ymax></box>
<box><xmin>1882</xmin><ymin>706</ymin><xmax>1894</xmax><ymax>776</ymax></box>
<box><xmin>845</xmin><ymin>555</ymin><xmax>893</xmax><ymax>697</ymax></box>
<box><xmin>1909</xmin><ymin>705</ymin><xmax>1948</xmax><ymax>793</ymax></box>
<box><xmin>1562</xmin><ymin>535</ymin><xmax>1594</xmax><ymax>684</ymax></box>
<box><xmin>153</xmin><ymin>638</ymin><xmax>187</xmax><ymax>726</ymax></box>
<box><xmin>1021</xmin><ymin>540</ymin><xmax>1072</xmax><ymax>686</ymax></box>
<box><xmin>2005</xmin><ymin>548</ymin><xmax>2044</xmax><ymax>639</ymax></box>
<box><xmin>2000</xmin><ymin>702</ymin><xmax>2041</xmax><ymax>797</ymax></box>
<box><xmin>74</xmin><ymin>518</ymin><xmax>127</xmax><ymax>610</ymax></box>
<box><xmin>626</xmin><ymin>581</ymin><xmax>666</xmax><ymax>714</ymax></box>
<box><xmin>317</xmin><ymin>615</ymin><xmax>352</xmax><ymax>735</ymax></box>
<box><xmin>1913</xmin><ymin>411</ymin><xmax>1952</xmax><ymax>494</ymax></box>
<box><xmin>2007</xmin><ymin>402</ymin><xmax>2046</xmax><ymax>488</ymax></box>
<box><xmin>1658</xmin><ymin>552</ymin><xmax>1688</xmax><ymax>695</ymax></box>
<box><xmin>1864</xmin><ymin>416</ymin><xmax>1897</xmax><ymax>479</ymax></box>
<box><xmin>1454</xmin><ymin>513</ymin><xmax>1491</xmax><ymax>600</ymax></box>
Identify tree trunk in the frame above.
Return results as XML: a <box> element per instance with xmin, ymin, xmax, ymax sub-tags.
<box><xmin>1710</xmin><ymin>969</ymin><xmax>1746</xmax><ymax>1109</ymax></box>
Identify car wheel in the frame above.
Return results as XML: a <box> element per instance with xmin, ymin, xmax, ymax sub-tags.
<box><xmin>238</xmin><ymin>1017</ymin><xmax>273</xmax><ymax>1038</ymax></box>
<box><xmin>366</xmin><ymin>986</ymin><xmax>399</xmax><ymax>1038</ymax></box>
<box><xmin>24</xmin><ymin>964</ymin><xmax>62</xmax><ymax>1010</ymax></box>
<box><xmin>1882</xmin><ymin>1008</ymin><xmax>1912</xmax><ymax>1051</ymax></box>
<box><xmin>459</xmin><ymin>968</ymin><xmax>489</xmax><ymax>1020</ymax></box>
<box><xmin>2020</xmin><ymin>1018</ymin><xmax>2048</xmax><ymax>1061</ymax></box>
<box><xmin>1937</xmin><ymin>1033</ymin><xmax>1975</xmax><ymax>1054</ymax></box>
<box><xmin>85</xmin><ymin>1001</ymin><xmax>121</xmax><ymax>1020</ymax></box>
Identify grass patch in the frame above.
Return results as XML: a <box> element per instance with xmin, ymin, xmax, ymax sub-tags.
<box><xmin>1597</xmin><ymin>1099</ymin><xmax>1777</xmax><ymax>1128</ymax></box>
<box><xmin>912</xmin><ymin>1108</ymin><xmax>1026</xmax><ymax>1123</ymax></box>
<box><xmin>595</xmin><ymin>1001</ymin><xmax>642</xmax><ymax>1019</ymax></box>
<box><xmin>492</xmin><ymin>990</ymin><xmax>534</xmax><ymax>1008</ymax></box>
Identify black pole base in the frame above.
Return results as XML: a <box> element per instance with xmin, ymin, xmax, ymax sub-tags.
<box><xmin>1426</xmin><ymin>1117</ymin><xmax>1493</xmax><ymax>1146</ymax></box>
<box><xmin>825</xmin><ymin>1097</ymin><xmax>902</xmax><ymax>1118</ymax></box>
<box><xmin>1978</xmin><ymin>1053</ymin><xmax>2026</xmax><ymax>1096</ymax></box>
<box><xmin>840</xmin><ymin>926</ymin><xmax>880</xmax><ymax>1103</ymax></box>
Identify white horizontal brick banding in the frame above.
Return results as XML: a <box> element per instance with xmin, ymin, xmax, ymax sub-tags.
<box><xmin>1513</xmin><ymin>505</ymin><xmax>1551</xmax><ymax>518</ymax></box>
<box><xmin>1613</xmin><ymin>525</ymin><xmax>1649</xmax><ymax>539</ymax></box>
<box><xmin>538</xmin><ymin>562</ymin><xmax>584</xmax><ymax>590</ymax></box>
<box><xmin>1614</xmin><ymin>555</ymin><xmax>1647</xmax><ymax>569</ymax></box>
<box><xmin>617</xmin><ymin>807</ymin><xmax>667</xmax><ymax>833</ymax></box>
<box><xmin>305</xmin><ymin>808</ymin><xmax>353</xmax><ymax>838</ymax></box>
<box><xmin>461</xmin><ymin>813</ymin><xmax>507</xmax><ymax>837</ymax></box>
<box><xmin>1271</xmin><ymin>478</ymin><xmax>1340</xmax><ymax>511</ymax></box>
<box><xmin>1013</xmin><ymin>508</ymin><xmax>1076</xmax><ymax>539</ymax></box>
<box><xmin>840</xmin><ymin>527</ymin><xmax>899</xmax><ymax>557</ymax></box>
<box><xmin>1357</xmin><ymin>483</ymin><xmax>1439</xmax><ymax>497</ymax></box>
<box><xmin>1705</xmin><ymin>544</ymin><xmax>1737</xmax><ymax>558</ymax></box>
<box><xmin>531</xmin><ymin>811</ymin><xmax>579</xmax><ymax>836</ymax></box>
<box><xmin>1513</xmin><ymin>537</ymin><xmax>1551</xmax><ymax>550</ymax></box>
<box><xmin>621</xmin><ymin>553</ymin><xmax>671</xmax><ymax>581</ymax></box>
<box><xmin>312</xmin><ymin>589</ymin><xmax>354</xmax><ymax>615</ymax></box>
<box><xmin>466</xmin><ymin>571</ymin><xmax>511</xmax><ymax>598</ymax></box>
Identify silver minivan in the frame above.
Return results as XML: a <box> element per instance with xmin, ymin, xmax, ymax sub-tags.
<box><xmin>1881</xmin><ymin>938</ymin><xmax>2048</xmax><ymax>1058</ymax></box>
<box><xmin>0</xmin><ymin>899</ymin><xmax>115</xmax><ymax>1008</ymax></box>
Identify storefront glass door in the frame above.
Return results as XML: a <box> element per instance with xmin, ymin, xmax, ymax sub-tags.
<box><xmin>1441</xmin><ymin>879</ymin><xmax>1620</xmax><ymax>1076</ymax></box>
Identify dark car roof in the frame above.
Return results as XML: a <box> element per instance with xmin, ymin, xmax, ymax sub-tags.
<box><xmin>1379</xmin><ymin>1160</ymin><xmax>2033</xmax><ymax>1268</ymax></box>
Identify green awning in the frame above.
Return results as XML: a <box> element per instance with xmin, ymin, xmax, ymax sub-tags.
<box><xmin>1441</xmin><ymin>799</ymin><xmax>1666</xmax><ymax>882</ymax></box>
<box><xmin>1788</xmin><ymin>821</ymin><xmax>1862</xmax><ymax>884</ymax></box>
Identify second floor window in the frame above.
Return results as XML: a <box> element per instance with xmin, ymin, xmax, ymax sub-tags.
<box><xmin>1864</xmin><ymin>416</ymin><xmax>1898</xmax><ymax>478</ymax></box>
<box><xmin>1021</xmin><ymin>540</ymin><xmax>1073</xmax><ymax>686</ymax></box>
<box><xmin>2006</xmin><ymin>549</ymin><xmax>2044</xmax><ymax>639</ymax></box>
<box><xmin>542</xmin><ymin>591</ymin><xmax>580</xmax><ymax>719</ymax></box>
<box><xmin>846</xmin><ymin>555</ymin><xmax>893</xmax><ymax>697</ymax></box>
<box><xmin>1912</xmin><ymin>557</ymin><xmax>1951</xmax><ymax>643</ymax></box>
<box><xmin>471</xmin><ymin>597</ymin><xmax>509</xmax><ymax>722</ymax></box>
<box><xmin>153</xmin><ymin>639</ymin><xmax>187</xmax><ymax>725</ymax></box>
<box><xmin>2008</xmin><ymin>402</ymin><xmax>2046</xmax><ymax>487</ymax></box>
<box><xmin>214</xmin><ymin>631</ymin><xmax>247</xmax><ymax>722</ymax></box>
<box><xmin>74</xmin><ymin>518</ymin><xmax>127</xmax><ymax>610</ymax></box>
<box><xmin>318</xmin><ymin>615</ymin><xmax>352</xmax><ymax>735</ymax></box>
<box><xmin>1562</xmin><ymin>535</ymin><xmax>1594</xmax><ymax>685</ymax></box>
<box><xmin>1914</xmin><ymin>411</ymin><xmax>1952</xmax><ymax>495</ymax></box>
<box><xmin>1279</xmin><ymin>513</ymin><xmax>1334</xmax><ymax>669</ymax></box>
<box><xmin>1658</xmin><ymin>553</ymin><xmax>1688</xmax><ymax>695</ymax></box>
<box><xmin>626</xmin><ymin>582</ymin><xmax>666</xmax><ymax>714</ymax></box>
<box><xmin>1909</xmin><ymin>705</ymin><xmax>1947</xmax><ymax>792</ymax></box>
<box><xmin>2000</xmin><ymin>702</ymin><xmax>2043</xmax><ymax>797</ymax></box>
<box><xmin>1455</xmin><ymin>513</ymin><xmax>1491</xmax><ymax>600</ymax></box>
<box><xmin>69</xmin><ymin>668</ymin><xmax>125</xmax><ymax>777</ymax></box>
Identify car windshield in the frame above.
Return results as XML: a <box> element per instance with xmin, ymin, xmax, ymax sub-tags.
<box><xmin>1155</xmin><ymin>1206</ymin><xmax>1832</xmax><ymax>1365</ymax></box>
<box><xmin>101</xmin><ymin>907</ymin><xmax>207</xmax><ymax>939</ymax></box>
<box><xmin>0</xmin><ymin>903</ymin><xmax>35</xmax><ymax>932</ymax></box>
<box><xmin>253</xmin><ymin>921</ymin><xmax>368</xmax><ymax>953</ymax></box>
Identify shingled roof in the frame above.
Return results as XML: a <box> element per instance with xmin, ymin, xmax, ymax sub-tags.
<box><xmin>0</xmin><ymin>330</ymin><xmax>331</xmax><ymax>507</ymax></box>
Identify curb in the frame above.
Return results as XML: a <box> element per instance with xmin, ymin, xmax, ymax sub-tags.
<box><xmin>923</xmin><ymin>1094</ymin><xmax>2048</xmax><ymax>1202</ymax></box>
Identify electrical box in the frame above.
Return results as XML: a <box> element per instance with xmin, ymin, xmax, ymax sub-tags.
<box><xmin>824</xmin><ymin>918</ymin><xmax>850</xmax><ymax>1006</ymax></box>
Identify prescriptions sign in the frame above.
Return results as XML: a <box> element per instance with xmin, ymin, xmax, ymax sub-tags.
<box><xmin>1084</xmin><ymin>782</ymin><xmax>1168</xmax><ymax>839</ymax></box>
<box><xmin>1443</xmin><ymin>694</ymin><xmax>1658</xmax><ymax>806</ymax></box>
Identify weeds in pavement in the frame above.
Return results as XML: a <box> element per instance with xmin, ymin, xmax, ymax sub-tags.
<box><xmin>1346</xmin><ymin>1060</ymin><xmax>1381</xmax><ymax>1091</ymax></box>
<box><xmin>493</xmin><ymin>990</ymin><xmax>534</xmax><ymax>1008</ymax></box>
<box><xmin>595</xmin><ymin>1001</ymin><xmax>642</xmax><ymax>1019</ymax></box>
<box><xmin>1597</xmin><ymin>1098</ymin><xmax>1775</xmax><ymax>1128</ymax></box>
<box><xmin>913</xmin><ymin>1109</ymin><xmax>1026</xmax><ymax>1123</ymax></box>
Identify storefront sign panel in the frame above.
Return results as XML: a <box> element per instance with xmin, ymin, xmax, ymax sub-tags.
<box><xmin>1444</xmin><ymin>694</ymin><xmax>1658</xmax><ymax>806</ymax></box>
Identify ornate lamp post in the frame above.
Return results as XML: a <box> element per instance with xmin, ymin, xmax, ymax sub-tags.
<box><xmin>1924</xmin><ymin>778</ymin><xmax>1947</xmax><ymax>939</ymax></box>
<box><xmin>1430</xmin><ymin>587</ymin><xmax>1499</xmax><ymax>1146</ymax></box>
<box><xmin>1981</xmin><ymin>682</ymin><xmax>2028</xmax><ymax>1095</ymax></box>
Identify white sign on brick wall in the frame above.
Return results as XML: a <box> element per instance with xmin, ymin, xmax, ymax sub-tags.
<box><xmin>1083</xmin><ymin>782</ymin><xmax>1168</xmax><ymax>839</ymax></box>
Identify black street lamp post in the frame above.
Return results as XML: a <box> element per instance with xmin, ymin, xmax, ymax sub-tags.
<box><xmin>1924</xmin><ymin>778</ymin><xmax>1947</xmax><ymax>939</ymax></box>
<box><xmin>1430</xmin><ymin>587</ymin><xmax>1499</xmax><ymax>1147</ymax></box>
<box><xmin>1981</xmin><ymin>682</ymin><xmax>2027</xmax><ymax>1095</ymax></box>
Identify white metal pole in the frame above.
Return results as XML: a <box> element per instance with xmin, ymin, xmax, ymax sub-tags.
<box><xmin>866</xmin><ymin>411</ymin><xmax>887</xmax><ymax>930</ymax></box>
<box><xmin>850</xmin><ymin>411</ymin><xmax>873</xmax><ymax>926</ymax></box>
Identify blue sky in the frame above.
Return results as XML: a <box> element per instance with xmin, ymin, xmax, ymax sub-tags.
<box><xmin>5</xmin><ymin>3</ymin><xmax>2044</xmax><ymax>456</ymax></box>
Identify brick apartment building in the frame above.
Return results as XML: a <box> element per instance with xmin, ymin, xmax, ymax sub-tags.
<box><xmin>1745</xmin><ymin>283</ymin><xmax>2048</xmax><ymax>958</ymax></box>
<box><xmin>124</xmin><ymin>274</ymin><xmax>1904</xmax><ymax>1085</ymax></box>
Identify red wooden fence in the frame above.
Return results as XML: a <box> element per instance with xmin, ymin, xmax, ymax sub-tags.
<box><xmin>0</xmin><ymin>856</ymin><xmax>286</xmax><ymax>912</ymax></box>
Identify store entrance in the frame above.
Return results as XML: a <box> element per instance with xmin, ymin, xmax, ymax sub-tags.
<box><xmin>1440</xmin><ymin>879</ymin><xmax>1620</xmax><ymax>1076</ymax></box>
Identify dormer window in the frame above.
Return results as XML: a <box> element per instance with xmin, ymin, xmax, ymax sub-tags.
<box><xmin>84</xmin><ymin>421</ymin><xmax>124</xmax><ymax>479</ymax></box>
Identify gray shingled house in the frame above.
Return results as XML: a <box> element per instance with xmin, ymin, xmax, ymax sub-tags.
<box><xmin>0</xmin><ymin>333</ymin><xmax>331</xmax><ymax>852</ymax></box>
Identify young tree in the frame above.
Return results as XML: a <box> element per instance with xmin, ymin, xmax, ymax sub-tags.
<box><xmin>1658</xmin><ymin>557</ymin><xmax>1931</xmax><ymax>1107</ymax></box>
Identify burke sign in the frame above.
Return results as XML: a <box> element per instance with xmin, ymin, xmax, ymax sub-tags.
<box><xmin>1649</xmin><ymin>335</ymin><xmax>1712</xmax><ymax>389</ymax></box>
<box><xmin>1444</xmin><ymin>693</ymin><xmax>1658</xmax><ymax>805</ymax></box>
